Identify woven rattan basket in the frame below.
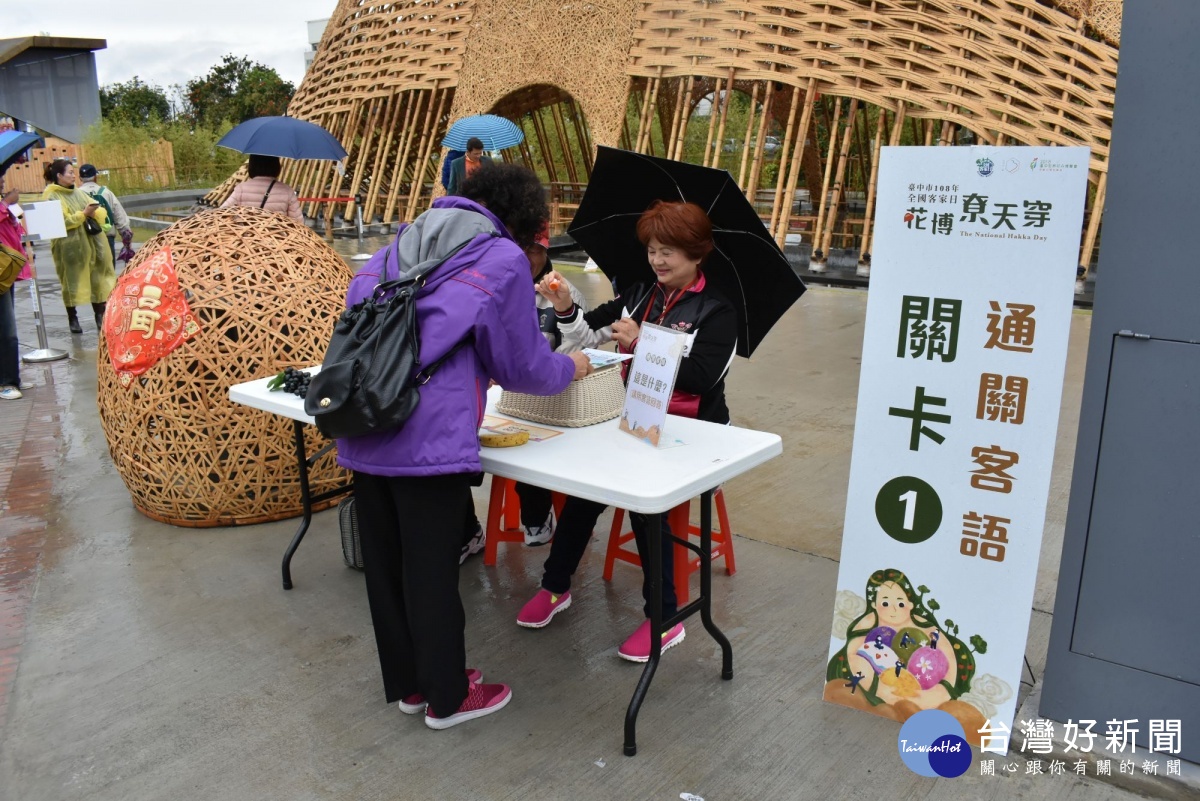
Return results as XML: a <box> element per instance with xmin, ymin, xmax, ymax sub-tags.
<box><xmin>497</xmin><ymin>365</ymin><xmax>624</xmax><ymax>427</ymax></box>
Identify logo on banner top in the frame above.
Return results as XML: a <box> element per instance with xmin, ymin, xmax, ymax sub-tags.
<box><xmin>975</xmin><ymin>157</ymin><xmax>994</xmax><ymax>177</ymax></box>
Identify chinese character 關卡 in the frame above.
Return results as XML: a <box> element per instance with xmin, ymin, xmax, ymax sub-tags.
<box><xmin>888</xmin><ymin>387</ymin><xmax>952</xmax><ymax>451</ymax></box>
<box><xmin>897</xmin><ymin>296</ymin><xmax>962</xmax><ymax>362</ymax></box>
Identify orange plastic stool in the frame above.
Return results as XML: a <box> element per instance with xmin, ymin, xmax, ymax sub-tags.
<box><xmin>602</xmin><ymin>488</ymin><xmax>736</xmax><ymax>604</ymax></box>
<box><xmin>483</xmin><ymin>476</ymin><xmax>566</xmax><ymax>565</ymax></box>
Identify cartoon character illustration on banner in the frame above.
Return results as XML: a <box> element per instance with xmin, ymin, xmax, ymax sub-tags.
<box><xmin>824</xmin><ymin>568</ymin><xmax>1011</xmax><ymax>744</ymax></box>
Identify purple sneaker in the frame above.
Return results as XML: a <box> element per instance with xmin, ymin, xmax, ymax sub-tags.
<box><xmin>516</xmin><ymin>589</ymin><xmax>572</xmax><ymax>628</ymax></box>
<box><xmin>398</xmin><ymin>668</ymin><xmax>483</xmax><ymax>714</ymax></box>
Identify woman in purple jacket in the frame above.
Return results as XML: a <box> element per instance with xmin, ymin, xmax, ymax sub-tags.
<box><xmin>337</xmin><ymin>163</ymin><xmax>592</xmax><ymax>730</ymax></box>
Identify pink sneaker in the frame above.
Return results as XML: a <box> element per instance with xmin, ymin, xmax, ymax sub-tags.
<box><xmin>425</xmin><ymin>682</ymin><xmax>512</xmax><ymax>730</ymax></box>
<box><xmin>397</xmin><ymin>668</ymin><xmax>483</xmax><ymax>714</ymax></box>
<box><xmin>617</xmin><ymin>620</ymin><xmax>686</xmax><ymax>662</ymax></box>
<box><xmin>516</xmin><ymin>588</ymin><xmax>571</xmax><ymax>628</ymax></box>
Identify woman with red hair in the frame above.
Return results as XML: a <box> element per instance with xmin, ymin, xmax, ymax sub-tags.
<box><xmin>515</xmin><ymin>200</ymin><xmax>737</xmax><ymax>661</ymax></box>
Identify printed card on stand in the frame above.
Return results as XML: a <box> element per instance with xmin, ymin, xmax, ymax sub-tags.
<box><xmin>618</xmin><ymin>323</ymin><xmax>688</xmax><ymax>447</ymax></box>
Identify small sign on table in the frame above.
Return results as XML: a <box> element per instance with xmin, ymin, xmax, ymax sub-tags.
<box><xmin>618</xmin><ymin>322</ymin><xmax>689</xmax><ymax>446</ymax></box>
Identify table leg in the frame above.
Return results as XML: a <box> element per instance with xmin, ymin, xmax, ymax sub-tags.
<box><xmin>624</xmin><ymin>512</ymin><xmax>663</xmax><ymax>757</ymax></box>
<box><xmin>698</xmin><ymin>490</ymin><xmax>733</xmax><ymax>679</ymax></box>
<box><xmin>282</xmin><ymin>419</ymin><xmax>314</xmax><ymax>590</ymax></box>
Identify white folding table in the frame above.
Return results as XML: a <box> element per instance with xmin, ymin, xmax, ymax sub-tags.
<box><xmin>230</xmin><ymin>376</ymin><xmax>782</xmax><ymax>755</ymax></box>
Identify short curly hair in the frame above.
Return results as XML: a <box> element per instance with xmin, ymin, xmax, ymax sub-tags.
<box><xmin>459</xmin><ymin>162</ymin><xmax>548</xmax><ymax>249</ymax></box>
<box><xmin>636</xmin><ymin>200</ymin><xmax>714</xmax><ymax>263</ymax></box>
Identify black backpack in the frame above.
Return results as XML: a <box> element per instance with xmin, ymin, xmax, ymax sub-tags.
<box><xmin>304</xmin><ymin>230</ymin><xmax>492</xmax><ymax>439</ymax></box>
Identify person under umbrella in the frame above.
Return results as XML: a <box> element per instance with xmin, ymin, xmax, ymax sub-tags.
<box><xmin>447</xmin><ymin>137</ymin><xmax>492</xmax><ymax>196</ymax></box>
<box><xmin>516</xmin><ymin>200</ymin><xmax>738</xmax><ymax>662</ymax></box>
<box><xmin>221</xmin><ymin>155</ymin><xmax>303</xmax><ymax>221</ymax></box>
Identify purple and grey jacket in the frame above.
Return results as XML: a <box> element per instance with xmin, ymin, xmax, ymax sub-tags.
<box><xmin>334</xmin><ymin>196</ymin><xmax>575</xmax><ymax>476</ymax></box>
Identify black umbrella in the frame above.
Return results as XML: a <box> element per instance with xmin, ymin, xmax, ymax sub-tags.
<box><xmin>567</xmin><ymin>146</ymin><xmax>805</xmax><ymax>358</ymax></box>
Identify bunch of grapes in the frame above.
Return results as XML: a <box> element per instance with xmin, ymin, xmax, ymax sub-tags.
<box><xmin>268</xmin><ymin>367</ymin><xmax>313</xmax><ymax>399</ymax></box>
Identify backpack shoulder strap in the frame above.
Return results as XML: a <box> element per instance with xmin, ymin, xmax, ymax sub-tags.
<box><xmin>259</xmin><ymin>179</ymin><xmax>277</xmax><ymax>209</ymax></box>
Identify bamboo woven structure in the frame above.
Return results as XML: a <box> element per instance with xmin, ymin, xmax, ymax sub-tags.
<box><xmin>208</xmin><ymin>0</ymin><xmax>1121</xmax><ymax>274</ymax></box>
<box><xmin>96</xmin><ymin>207</ymin><xmax>353</xmax><ymax>527</ymax></box>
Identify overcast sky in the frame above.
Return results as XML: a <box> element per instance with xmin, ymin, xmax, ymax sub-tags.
<box><xmin>11</xmin><ymin>0</ymin><xmax>337</xmax><ymax>94</ymax></box>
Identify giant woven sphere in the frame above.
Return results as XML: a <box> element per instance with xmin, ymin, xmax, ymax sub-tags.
<box><xmin>97</xmin><ymin>207</ymin><xmax>354</xmax><ymax>527</ymax></box>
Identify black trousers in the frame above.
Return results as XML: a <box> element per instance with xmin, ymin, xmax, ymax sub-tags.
<box><xmin>353</xmin><ymin>471</ymin><xmax>472</xmax><ymax>717</ymax></box>
<box><xmin>513</xmin><ymin>481</ymin><xmax>552</xmax><ymax>528</ymax></box>
<box><xmin>540</xmin><ymin>496</ymin><xmax>678</xmax><ymax>619</ymax></box>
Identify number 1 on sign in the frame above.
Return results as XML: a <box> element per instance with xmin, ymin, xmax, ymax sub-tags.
<box><xmin>899</xmin><ymin>489</ymin><xmax>917</xmax><ymax>530</ymax></box>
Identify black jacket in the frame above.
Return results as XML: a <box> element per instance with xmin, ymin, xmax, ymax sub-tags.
<box><xmin>557</xmin><ymin>279</ymin><xmax>736</xmax><ymax>424</ymax></box>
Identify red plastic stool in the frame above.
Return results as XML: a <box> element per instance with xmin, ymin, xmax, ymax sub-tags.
<box><xmin>483</xmin><ymin>476</ymin><xmax>566</xmax><ymax>565</ymax></box>
<box><xmin>602</xmin><ymin>488</ymin><xmax>736</xmax><ymax>604</ymax></box>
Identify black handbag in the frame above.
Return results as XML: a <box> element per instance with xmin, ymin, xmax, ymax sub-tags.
<box><xmin>304</xmin><ymin>231</ymin><xmax>489</xmax><ymax>439</ymax></box>
<box><xmin>83</xmin><ymin>215</ymin><xmax>102</xmax><ymax>235</ymax></box>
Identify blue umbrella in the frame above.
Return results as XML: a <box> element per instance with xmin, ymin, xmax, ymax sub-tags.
<box><xmin>441</xmin><ymin>114</ymin><xmax>524</xmax><ymax>151</ymax></box>
<box><xmin>217</xmin><ymin>116</ymin><xmax>347</xmax><ymax>161</ymax></box>
<box><xmin>0</xmin><ymin>130</ymin><xmax>44</xmax><ymax>173</ymax></box>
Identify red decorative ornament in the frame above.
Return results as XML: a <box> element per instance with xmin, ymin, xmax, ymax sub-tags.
<box><xmin>105</xmin><ymin>246</ymin><xmax>201</xmax><ymax>388</ymax></box>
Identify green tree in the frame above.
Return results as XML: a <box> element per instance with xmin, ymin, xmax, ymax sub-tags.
<box><xmin>183</xmin><ymin>55</ymin><xmax>295</xmax><ymax>127</ymax></box>
<box><xmin>100</xmin><ymin>77</ymin><xmax>171</xmax><ymax>125</ymax></box>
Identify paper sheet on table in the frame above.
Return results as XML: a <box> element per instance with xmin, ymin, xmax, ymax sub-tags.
<box><xmin>582</xmin><ymin>348</ymin><xmax>633</xmax><ymax>369</ymax></box>
<box><xmin>480</xmin><ymin>415</ymin><xmax>562</xmax><ymax>441</ymax></box>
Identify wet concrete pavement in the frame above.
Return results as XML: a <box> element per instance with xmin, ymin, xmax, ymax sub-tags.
<box><xmin>0</xmin><ymin>241</ymin><xmax>1190</xmax><ymax>800</ymax></box>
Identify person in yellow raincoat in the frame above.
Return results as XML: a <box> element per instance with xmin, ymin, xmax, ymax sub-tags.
<box><xmin>40</xmin><ymin>158</ymin><xmax>116</xmax><ymax>333</ymax></box>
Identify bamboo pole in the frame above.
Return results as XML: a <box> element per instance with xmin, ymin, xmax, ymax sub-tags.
<box><xmin>775</xmin><ymin>78</ymin><xmax>818</xmax><ymax>246</ymax></box>
<box><xmin>518</xmin><ymin>119</ymin><xmax>536</xmax><ymax>172</ymax></box>
<box><xmin>672</xmin><ymin>75</ymin><xmax>696</xmax><ymax>161</ymax></box>
<box><xmin>345</xmin><ymin>97</ymin><xmax>382</xmax><ymax>219</ymax></box>
<box><xmin>550</xmin><ymin>102</ymin><xmax>578</xmax><ymax>183</ymax></box>
<box><xmin>819</xmin><ymin>98</ymin><xmax>859</xmax><ymax>259</ymax></box>
<box><xmin>385</xmin><ymin>89</ymin><xmax>424</xmax><ymax>224</ymax></box>
<box><xmin>1078</xmin><ymin>170</ymin><xmax>1107</xmax><ymax>277</ymax></box>
<box><xmin>858</xmin><ymin>109</ymin><xmax>888</xmax><ymax>265</ymax></box>
<box><xmin>745</xmin><ymin>76</ymin><xmax>776</xmax><ymax>207</ymax></box>
<box><xmin>810</xmin><ymin>97</ymin><xmax>843</xmax><ymax>263</ymax></box>
<box><xmin>769</xmin><ymin>84</ymin><xmax>803</xmax><ymax>237</ymax></box>
<box><xmin>531</xmin><ymin>106</ymin><xmax>559</xmax><ymax>184</ymax></box>
<box><xmin>853</xmin><ymin>105</ymin><xmax>870</xmax><ymax>189</ymax></box>
<box><xmin>737</xmin><ymin>82</ymin><xmax>761</xmax><ymax>192</ymax></box>
<box><xmin>327</xmin><ymin>101</ymin><xmax>364</xmax><ymax>231</ymax></box>
<box><xmin>568</xmin><ymin>98</ymin><xmax>592</xmax><ymax>178</ymax></box>
<box><xmin>889</xmin><ymin>102</ymin><xmax>908</xmax><ymax>146</ymax></box>
<box><xmin>636</xmin><ymin>70</ymin><xmax>664</xmax><ymax>154</ymax></box>
<box><xmin>404</xmin><ymin>86</ymin><xmax>447</xmax><ymax>221</ymax></box>
<box><xmin>663</xmin><ymin>77</ymin><xmax>686</xmax><ymax>161</ymax></box>
<box><xmin>702</xmin><ymin>77</ymin><xmax>723</xmax><ymax>167</ymax></box>
<box><xmin>399</xmin><ymin>90</ymin><xmax>436</xmax><ymax>222</ymax></box>
<box><xmin>364</xmin><ymin>92</ymin><xmax>403</xmax><ymax>222</ymax></box>
<box><xmin>383</xmin><ymin>91</ymin><xmax>422</xmax><ymax>224</ymax></box>
<box><xmin>710</xmin><ymin>67</ymin><xmax>736</xmax><ymax>169</ymax></box>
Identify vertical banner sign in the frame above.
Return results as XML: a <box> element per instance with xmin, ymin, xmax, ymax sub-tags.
<box><xmin>619</xmin><ymin>322</ymin><xmax>687</xmax><ymax>447</ymax></box>
<box><xmin>824</xmin><ymin>147</ymin><xmax>1090</xmax><ymax>749</ymax></box>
